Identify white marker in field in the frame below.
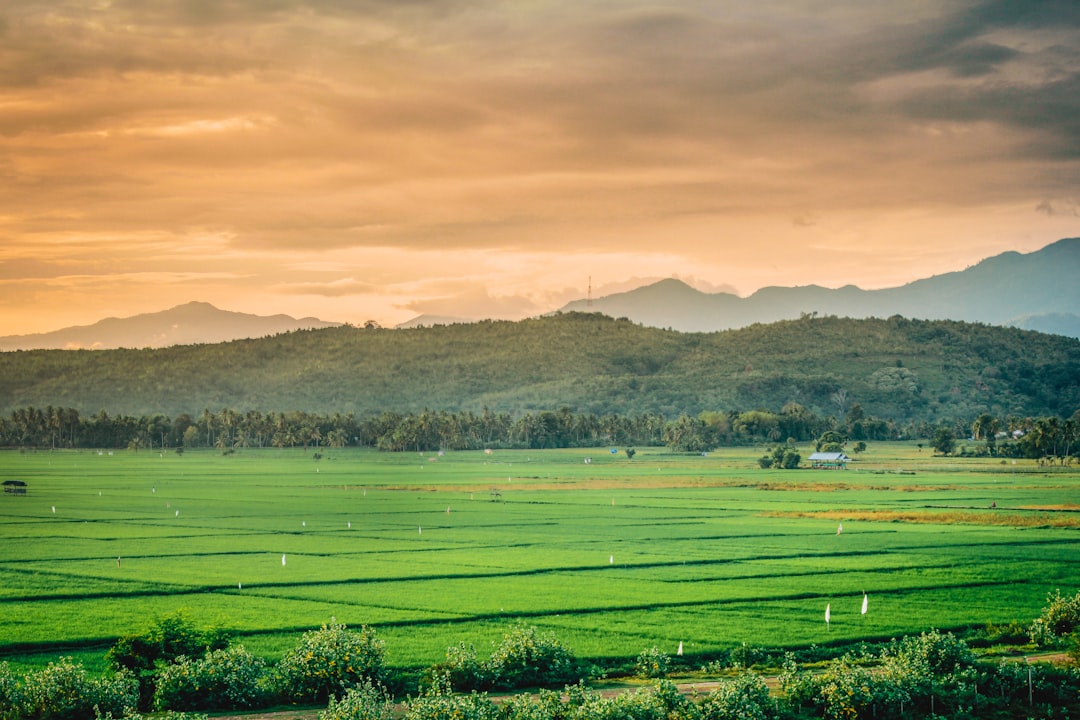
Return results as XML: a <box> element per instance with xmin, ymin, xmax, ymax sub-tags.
<box><xmin>347</xmin><ymin>521</ymin><xmax>351</xmax><ymax>529</ymax></box>
<box><xmin>861</xmin><ymin>593</ymin><xmax>868</xmax><ymax>616</ymax></box>
<box><xmin>51</xmin><ymin>506</ymin><xmax>55</xmax><ymax>513</ymax></box>
<box><xmin>418</xmin><ymin>526</ymin><xmax>422</xmax><ymax>534</ymax></box>
<box><xmin>825</xmin><ymin>603</ymin><xmax>831</xmax><ymax>629</ymax></box>
<box><xmin>238</xmin><ymin>582</ymin><xmax>242</xmax><ymax>590</ymax></box>
<box><xmin>175</xmin><ymin>510</ymin><xmax>180</xmax><ymax>517</ymax></box>
<box><xmin>609</xmin><ymin>555</ymin><xmax>614</xmax><ymax>565</ymax></box>
<box><xmin>677</xmin><ymin>641</ymin><xmax>683</xmax><ymax>656</ymax></box>
<box><xmin>282</xmin><ymin>554</ymin><xmax>286</xmax><ymax>566</ymax></box>
<box><xmin>837</xmin><ymin>523</ymin><xmax>843</xmax><ymax>535</ymax></box>
<box><xmin>302</xmin><ymin>521</ymin><xmax>306</xmax><ymax>528</ymax></box>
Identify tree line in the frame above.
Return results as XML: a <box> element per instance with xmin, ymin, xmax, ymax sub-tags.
<box><xmin>3</xmin><ymin>404</ymin><xmax>1077</xmax><ymax>459</ymax></box>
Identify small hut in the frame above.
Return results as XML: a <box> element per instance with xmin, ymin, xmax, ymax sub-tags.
<box><xmin>808</xmin><ymin>452</ymin><xmax>850</xmax><ymax>469</ymax></box>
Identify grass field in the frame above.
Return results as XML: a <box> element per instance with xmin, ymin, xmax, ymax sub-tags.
<box><xmin>0</xmin><ymin>443</ymin><xmax>1077</xmax><ymax>674</ymax></box>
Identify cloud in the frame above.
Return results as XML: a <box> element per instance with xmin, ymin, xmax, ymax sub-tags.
<box><xmin>400</xmin><ymin>285</ymin><xmax>542</xmax><ymax>321</ymax></box>
<box><xmin>1</xmin><ymin>0</ymin><xmax>1079</xmax><ymax>336</ymax></box>
<box><xmin>277</xmin><ymin>278</ymin><xmax>378</xmax><ymax>297</ymax></box>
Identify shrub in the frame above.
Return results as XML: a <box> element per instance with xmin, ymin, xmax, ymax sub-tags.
<box><xmin>498</xmin><ymin>689</ymin><xmax>562</xmax><ymax>720</ymax></box>
<box><xmin>700</xmin><ymin>672</ymin><xmax>774</xmax><ymax>720</ymax></box>
<box><xmin>880</xmin><ymin>629</ymin><xmax>976</xmax><ymax>681</ymax></box>
<box><xmin>434</xmin><ymin>642</ymin><xmax>487</xmax><ymax>691</ymax></box>
<box><xmin>541</xmin><ymin>680</ymin><xmax>692</xmax><ymax>720</ymax></box>
<box><xmin>635</xmin><ymin>647</ymin><xmax>671</xmax><ymax>679</ymax></box>
<box><xmin>153</xmin><ymin>645</ymin><xmax>270</xmax><ymax>711</ymax></box>
<box><xmin>0</xmin><ymin>662</ymin><xmax>23</xmax><ymax>720</ymax></box>
<box><xmin>319</xmin><ymin>679</ymin><xmax>394</xmax><ymax>720</ymax></box>
<box><xmin>812</xmin><ymin>657</ymin><xmax>886</xmax><ymax>720</ymax></box>
<box><xmin>277</xmin><ymin>621</ymin><xmax>385</xmax><ymax>704</ymax></box>
<box><xmin>486</xmin><ymin>626</ymin><xmax>579</xmax><ymax>690</ymax></box>
<box><xmin>728</xmin><ymin>642</ymin><xmax>769</xmax><ymax>669</ymax></box>
<box><xmin>1030</xmin><ymin>589</ymin><xmax>1080</xmax><ymax>645</ymax></box>
<box><xmin>105</xmin><ymin>612</ymin><xmax>228</xmax><ymax>710</ymax></box>
<box><xmin>17</xmin><ymin>657</ymin><xmax>137</xmax><ymax>720</ymax></box>
<box><xmin>96</xmin><ymin>712</ymin><xmax>208</xmax><ymax>720</ymax></box>
<box><xmin>403</xmin><ymin>676</ymin><xmax>499</xmax><ymax>720</ymax></box>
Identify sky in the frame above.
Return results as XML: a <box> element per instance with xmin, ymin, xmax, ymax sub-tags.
<box><xmin>1</xmin><ymin>0</ymin><xmax>1079</xmax><ymax>335</ymax></box>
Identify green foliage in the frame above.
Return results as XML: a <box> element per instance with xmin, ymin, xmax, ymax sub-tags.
<box><xmin>728</xmin><ymin>643</ymin><xmax>769</xmax><ymax>670</ymax></box>
<box><xmin>403</xmin><ymin>676</ymin><xmax>499</xmax><ymax>720</ymax></box>
<box><xmin>880</xmin><ymin>629</ymin><xmax>976</xmax><ymax>681</ymax></box>
<box><xmin>11</xmin><ymin>657</ymin><xmax>137</xmax><ymax>720</ymax></box>
<box><xmin>665</xmin><ymin>414</ymin><xmax>719</xmax><ymax>453</ymax></box>
<box><xmin>152</xmin><ymin>645</ymin><xmax>270</xmax><ymax>711</ymax></box>
<box><xmin>765</xmin><ymin>444</ymin><xmax>801</xmax><ymax>469</ymax></box>
<box><xmin>96</xmin><ymin>712</ymin><xmax>208</xmax><ymax>720</ymax></box>
<box><xmin>634</xmin><ymin>647</ymin><xmax>671</xmax><ymax>679</ymax></box>
<box><xmin>815</xmin><ymin>430</ymin><xmax>846</xmax><ymax>453</ymax></box>
<box><xmin>0</xmin><ymin>662</ymin><xmax>22</xmax><ymax>720</ymax></box>
<box><xmin>105</xmin><ymin>612</ymin><xmax>228</xmax><ymax>710</ymax></box>
<box><xmin>527</xmin><ymin>679</ymin><xmax>694</xmax><ymax>720</ymax></box>
<box><xmin>319</xmin><ymin>679</ymin><xmax>394</xmax><ymax>720</ymax></box>
<box><xmin>813</xmin><ymin>656</ymin><xmax>895</xmax><ymax>720</ymax></box>
<box><xmin>930</xmin><ymin>426</ymin><xmax>957</xmax><ymax>455</ymax></box>
<box><xmin>486</xmin><ymin>626</ymin><xmax>580</xmax><ymax>690</ymax></box>
<box><xmin>1030</xmin><ymin>588</ymin><xmax>1080</xmax><ymax>645</ymax></box>
<box><xmin>433</xmin><ymin>642</ymin><xmax>486</xmax><ymax>692</ymax></box>
<box><xmin>276</xmin><ymin>621</ymin><xmax>385</xmax><ymax>704</ymax></box>
<box><xmin>5</xmin><ymin>314</ymin><xmax>1077</xmax><ymax>429</ymax></box>
<box><xmin>700</xmin><ymin>672</ymin><xmax>774</xmax><ymax>720</ymax></box>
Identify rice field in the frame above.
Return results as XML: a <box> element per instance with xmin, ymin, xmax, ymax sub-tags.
<box><xmin>0</xmin><ymin>443</ymin><xmax>1076</xmax><ymax>672</ymax></box>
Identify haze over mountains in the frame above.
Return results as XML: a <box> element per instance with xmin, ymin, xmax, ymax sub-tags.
<box><xmin>0</xmin><ymin>302</ymin><xmax>339</xmax><ymax>351</ymax></box>
<box><xmin>2</xmin><ymin>238</ymin><xmax>1077</xmax><ymax>351</ymax></box>
<box><xmin>560</xmin><ymin>238</ymin><xmax>1080</xmax><ymax>337</ymax></box>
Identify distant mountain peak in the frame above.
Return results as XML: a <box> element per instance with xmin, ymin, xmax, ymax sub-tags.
<box><xmin>0</xmin><ymin>303</ymin><xmax>341</xmax><ymax>351</ymax></box>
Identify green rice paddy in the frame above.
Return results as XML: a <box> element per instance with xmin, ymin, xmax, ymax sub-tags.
<box><xmin>0</xmin><ymin>444</ymin><xmax>1076</xmax><ymax>672</ymax></box>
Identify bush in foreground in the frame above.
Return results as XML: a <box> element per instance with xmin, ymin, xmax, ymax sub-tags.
<box><xmin>152</xmin><ymin>645</ymin><xmax>271</xmax><ymax>711</ymax></box>
<box><xmin>700</xmin><ymin>672</ymin><xmax>775</xmax><ymax>720</ymax></box>
<box><xmin>404</xmin><ymin>676</ymin><xmax>499</xmax><ymax>720</ymax></box>
<box><xmin>277</xmin><ymin>621</ymin><xmax>385</xmax><ymax>704</ymax></box>
<box><xmin>3</xmin><ymin>657</ymin><xmax>137</xmax><ymax>720</ymax></box>
<box><xmin>106</xmin><ymin>612</ymin><xmax>228</xmax><ymax>710</ymax></box>
<box><xmin>635</xmin><ymin>647</ymin><xmax>671</xmax><ymax>679</ymax></box>
<box><xmin>319</xmin><ymin>679</ymin><xmax>394</xmax><ymax>720</ymax></box>
<box><xmin>485</xmin><ymin>626</ymin><xmax>581</xmax><ymax>690</ymax></box>
<box><xmin>1030</xmin><ymin>589</ymin><xmax>1080</xmax><ymax>645</ymax></box>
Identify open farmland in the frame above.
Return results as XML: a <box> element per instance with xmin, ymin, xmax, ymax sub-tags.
<box><xmin>0</xmin><ymin>444</ymin><xmax>1077</xmax><ymax>673</ymax></box>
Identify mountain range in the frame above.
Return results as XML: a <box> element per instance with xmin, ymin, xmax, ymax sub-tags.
<box><xmin>0</xmin><ymin>301</ymin><xmax>339</xmax><ymax>351</ymax></box>
<box><xmin>1</xmin><ymin>238</ymin><xmax>1078</xmax><ymax>351</ymax></box>
<box><xmin>559</xmin><ymin>237</ymin><xmax>1080</xmax><ymax>337</ymax></box>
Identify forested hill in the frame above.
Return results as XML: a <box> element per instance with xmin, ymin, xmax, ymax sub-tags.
<box><xmin>0</xmin><ymin>313</ymin><xmax>1077</xmax><ymax>423</ymax></box>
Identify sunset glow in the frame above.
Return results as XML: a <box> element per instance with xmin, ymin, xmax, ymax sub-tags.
<box><xmin>1</xmin><ymin>1</ymin><xmax>1079</xmax><ymax>335</ymax></box>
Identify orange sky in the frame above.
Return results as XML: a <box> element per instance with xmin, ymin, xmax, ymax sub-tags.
<box><xmin>1</xmin><ymin>1</ymin><xmax>1079</xmax><ymax>335</ymax></box>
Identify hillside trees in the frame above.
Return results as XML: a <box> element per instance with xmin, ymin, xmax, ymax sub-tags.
<box><xmin>2</xmin><ymin>315</ymin><xmax>1078</xmax><ymax>422</ymax></box>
